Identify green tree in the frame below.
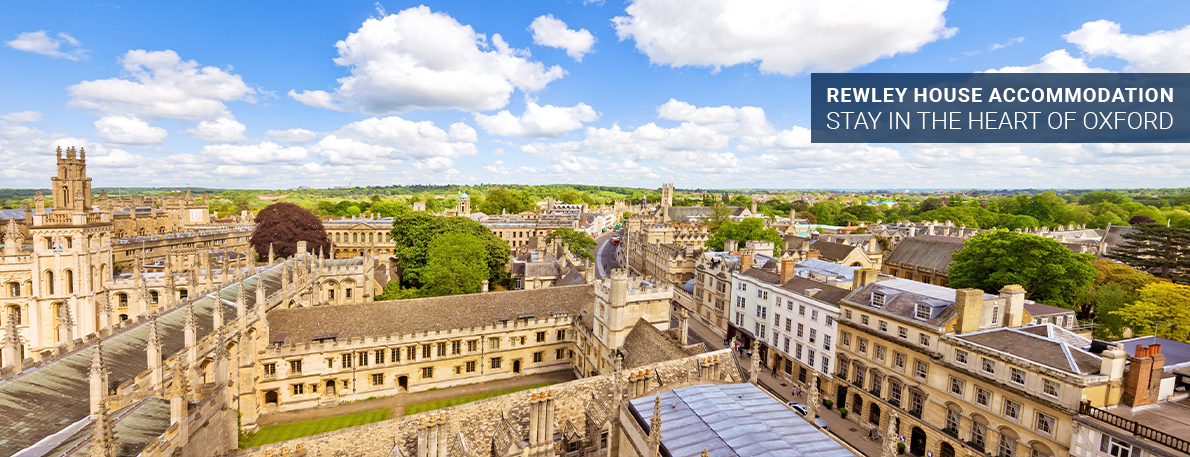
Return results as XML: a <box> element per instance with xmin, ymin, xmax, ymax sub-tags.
<box><xmin>374</xmin><ymin>280</ymin><xmax>424</xmax><ymax>301</ymax></box>
<box><xmin>478</xmin><ymin>188</ymin><xmax>531</xmax><ymax>214</ymax></box>
<box><xmin>1112</xmin><ymin>282</ymin><xmax>1190</xmax><ymax>342</ymax></box>
<box><xmin>557</xmin><ymin>190</ymin><xmax>584</xmax><ymax>204</ymax></box>
<box><xmin>421</xmin><ymin>232</ymin><xmax>491</xmax><ymax>297</ymax></box>
<box><xmin>1079</xmin><ymin>191</ymin><xmax>1129</xmax><ymax>206</ymax></box>
<box><xmin>948</xmin><ymin>230</ymin><xmax>1095</xmax><ymax>308</ymax></box>
<box><xmin>916</xmin><ymin>197</ymin><xmax>946</xmax><ymax>214</ymax></box>
<box><xmin>706</xmin><ymin>218</ymin><xmax>785</xmax><ymax>252</ymax></box>
<box><xmin>389</xmin><ymin>212</ymin><xmax>510</xmax><ymax>288</ymax></box>
<box><xmin>1107</xmin><ymin>224</ymin><xmax>1190</xmax><ymax>283</ymax></box>
<box><xmin>705</xmin><ymin>203</ymin><xmax>735</xmax><ymax>231</ymax></box>
<box><xmin>546</xmin><ymin>228</ymin><xmax>597</xmax><ymax>261</ymax></box>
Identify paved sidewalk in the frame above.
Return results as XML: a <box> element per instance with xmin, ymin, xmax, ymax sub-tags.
<box><xmin>679</xmin><ymin>313</ymin><xmax>884</xmax><ymax>456</ymax></box>
<box><xmin>257</xmin><ymin>370</ymin><xmax>576</xmax><ymax>427</ymax></box>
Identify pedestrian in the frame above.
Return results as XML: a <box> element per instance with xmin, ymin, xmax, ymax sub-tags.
<box><xmin>771</xmin><ymin>365</ymin><xmax>777</xmax><ymax>377</ymax></box>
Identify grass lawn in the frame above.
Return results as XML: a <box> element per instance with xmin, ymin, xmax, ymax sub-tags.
<box><xmin>243</xmin><ymin>408</ymin><xmax>391</xmax><ymax>448</ymax></box>
<box><xmin>404</xmin><ymin>382</ymin><xmax>556</xmax><ymax>416</ymax></box>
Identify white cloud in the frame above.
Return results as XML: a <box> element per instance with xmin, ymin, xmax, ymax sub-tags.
<box><xmin>5</xmin><ymin>31</ymin><xmax>88</xmax><ymax>60</ymax></box>
<box><xmin>93</xmin><ymin>116</ymin><xmax>168</xmax><ymax>144</ymax></box>
<box><xmin>68</xmin><ymin>50</ymin><xmax>255</xmax><ymax>120</ymax></box>
<box><xmin>990</xmin><ymin>37</ymin><xmax>1024</xmax><ymax>52</ymax></box>
<box><xmin>529</xmin><ymin>15</ymin><xmax>596</xmax><ymax>61</ymax></box>
<box><xmin>1065</xmin><ymin>20</ymin><xmax>1190</xmax><ymax>72</ymax></box>
<box><xmin>492</xmin><ymin>147</ymin><xmax>506</xmax><ymax>156</ymax></box>
<box><xmin>213</xmin><ymin>165</ymin><xmax>259</xmax><ymax>176</ymax></box>
<box><xmin>184</xmin><ymin>117</ymin><xmax>248</xmax><ymax>143</ymax></box>
<box><xmin>290</xmin><ymin>6</ymin><xmax>566</xmax><ymax>113</ymax></box>
<box><xmin>266</xmin><ymin>128</ymin><xmax>319</xmax><ymax>144</ymax></box>
<box><xmin>611</xmin><ymin>0</ymin><xmax>955</xmax><ymax>75</ymax></box>
<box><xmin>308</xmin><ymin>135</ymin><xmax>401</xmax><ymax>165</ymax></box>
<box><xmin>336</xmin><ymin>116</ymin><xmax>479</xmax><ymax>158</ymax></box>
<box><xmin>474</xmin><ymin>101</ymin><xmax>599</xmax><ymax>138</ymax></box>
<box><xmin>984</xmin><ymin>49</ymin><xmax>1111</xmax><ymax>73</ymax></box>
<box><xmin>412</xmin><ymin>157</ymin><xmax>454</xmax><ymax>171</ymax></box>
<box><xmin>201</xmin><ymin>141</ymin><xmax>308</xmax><ymax>164</ymax></box>
<box><xmin>0</xmin><ymin>111</ymin><xmax>44</xmax><ymax>123</ymax></box>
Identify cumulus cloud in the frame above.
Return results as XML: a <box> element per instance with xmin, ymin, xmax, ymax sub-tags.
<box><xmin>201</xmin><ymin>141</ymin><xmax>307</xmax><ymax>164</ymax></box>
<box><xmin>6</xmin><ymin>31</ymin><xmax>88</xmax><ymax>60</ymax></box>
<box><xmin>335</xmin><ymin>115</ymin><xmax>479</xmax><ymax>158</ymax></box>
<box><xmin>308</xmin><ymin>135</ymin><xmax>401</xmax><ymax>165</ymax></box>
<box><xmin>266</xmin><ymin>128</ymin><xmax>319</xmax><ymax>144</ymax></box>
<box><xmin>989</xmin><ymin>37</ymin><xmax>1024</xmax><ymax>52</ymax></box>
<box><xmin>93</xmin><ymin>116</ymin><xmax>168</xmax><ymax>144</ymax></box>
<box><xmin>0</xmin><ymin>111</ymin><xmax>44</xmax><ymax>123</ymax></box>
<box><xmin>612</xmin><ymin>0</ymin><xmax>955</xmax><ymax>75</ymax></box>
<box><xmin>984</xmin><ymin>49</ymin><xmax>1111</xmax><ymax>73</ymax></box>
<box><xmin>474</xmin><ymin>101</ymin><xmax>599</xmax><ymax>138</ymax></box>
<box><xmin>529</xmin><ymin>15</ymin><xmax>596</xmax><ymax>61</ymax></box>
<box><xmin>68</xmin><ymin>50</ymin><xmax>255</xmax><ymax>120</ymax></box>
<box><xmin>412</xmin><ymin>157</ymin><xmax>454</xmax><ymax>171</ymax></box>
<box><xmin>183</xmin><ymin>117</ymin><xmax>248</xmax><ymax>143</ymax></box>
<box><xmin>1065</xmin><ymin>20</ymin><xmax>1190</xmax><ymax>72</ymax></box>
<box><xmin>290</xmin><ymin>6</ymin><xmax>565</xmax><ymax>113</ymax></box>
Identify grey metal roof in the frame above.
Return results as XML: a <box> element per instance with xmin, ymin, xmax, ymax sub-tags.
<box><xmin>1116</xmin><ymin>336</ymin><xmax>1190</xmax><ymax>371</ymax></box>
<box><xmin>627</xmin><ymin>383</ymin><xmax>854</xmax><ymax>457</ymax></box>
<box><xmin>795</xmin><ymin>259</ymin><xmax>856</xmax><ymax>280</ymax></box>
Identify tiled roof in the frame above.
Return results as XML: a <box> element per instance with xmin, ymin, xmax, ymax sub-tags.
<box><xmin>955</xmin><ymin>327</ymin><xmax>1102</xmax><ymax>374</ymax></box>
<box><xmin>844</xmin><ymin>279</ymin><xmax>967</xmax><ymax>328</ymax></box>
<box><xmin>1024</xmin><ymin>303</ymin><xmax>1075</xmax><ymax>317</ymax></box>
<box><xmin>810</xmin><ymin>240</ymin><xmax>860</xmax><ymax>262</ymax></box>
<box><xmin>739</xmin><ymin>268</ymin><xmax>781</xmax><ymax>284</ymax></box>
<box><xmin>779</xmin><ymin>277</ymin><xmax>850</xmax><ymax>305</ymax></box>
<box><xmin>884</xmin><ymin>235</ymin><xmax>965</xmax><ymax>273</ymax></box>
<box><xmin>267</xmin><ymin>285</ymin><xmax>595</xmax><ymax>344</ymax></box>
<box><xmin>44</xmin><ymin>397</ymin><xmax>171</xmax><ymax>456</ymax></box>
<box><xmin>620</xmin><ymin>318</ymin><xmax>693</xmax><ymax>369</ymax></box>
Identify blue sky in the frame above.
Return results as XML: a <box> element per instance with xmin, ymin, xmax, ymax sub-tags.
<box><xmin>2</xmin><ymin>0</ymin><xmax>1188</xmax><ymax>190</ymax></box>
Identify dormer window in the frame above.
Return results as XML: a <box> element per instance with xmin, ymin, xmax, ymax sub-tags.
<box><xmin>871</xmin><ymin>292</ymin><xmax>886</xmax><ymax>308</ymax></box>
<box><xmin>915</xmin><ymin>303</ymin><xmax>931</xmax><ymax>320</ymax></box>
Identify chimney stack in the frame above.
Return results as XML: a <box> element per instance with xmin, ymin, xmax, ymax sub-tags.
<box><xmin>999</xmin><ymin>284</ymin><xmax>1025</xmax><ymax>328</ymax></box>
<box><xmin>851</xmin><ymin>268</ymin><xmax>879</xmax><ymax>290</ymax></box>
<box><xmin>738</xmin><ymin>248</ymin><xmax>754</xmax><ymax>272</ymax></box>
<box><xmin>954</xmin><ymin>288</ymin><xmax>985</xmax><ymax>334</ymax></box>
<box><xmin>1122</xmin><ymin>344</ymin><xmax>1166</xmax><ymax>407</ymax></box>
<box><xmin>779</xmin><ymin>253</ymin><xmax>797</xmax><ymax>283</ymax></box>
<box><xmin>724</xmin><ymin>239</ymin><xmax>738</xmax><ymax>253</ymax></box>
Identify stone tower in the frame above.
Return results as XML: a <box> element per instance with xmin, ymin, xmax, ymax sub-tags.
<box><xmin>660</xmin><ymin>183</ymin><xmax>673</xmax><ymax>208</ymax></box>
<box><xmin>51</xmin><ymin>146</ymin><xmax>94</xmax><ymax>213</ymax></box>
<box><xmin>458</xmin><ymin>191</ymin><xmax>471</xmax><ymax>216</ymax></box>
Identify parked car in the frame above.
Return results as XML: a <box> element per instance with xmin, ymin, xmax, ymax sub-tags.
<box><xmin>786</xmin><ymin>402</ymin><xmax>829</xmax><ymax>430</ymax></box>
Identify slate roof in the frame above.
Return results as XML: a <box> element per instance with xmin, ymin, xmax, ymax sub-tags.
<box><xmin>779</xmin><ymin>277</ymin><xmax>850</xmax><ymax>306</ymax></box>
<box><xmin>1116</xmin><ymin>336</ymin><xmax>1190</xmax><ymax>370</ymax></box>
<box><xmin>267</xmin><ymin>285</ymin><xmax>595</xmax><ymax>344</ymax></box>
<box><xmin>1017</xmin><ymin>323</ymin><xmax>1091</xmax><ymax>349</ymax></box>
<box><xmin>809</xmin><ymin>240</ymin><xmax>860</xmax><ymax>262</ymax></box>
<box><xmin>523</xmin><ymin>261</ymin><xmax>563</xmax><ymax>278</ymax></box>
<box><xmin>556</xmin><ymin>268</ymin><xmax>588</xmax><ymax>286</ymax></box>
<box><xmin>955</xmin><ymin>326</ymin><xmax>1102</xmax><ymax>375</ymax></box>
<box><xmin>794</xmin><ymin>259</ymin><xmax>856</xmax><ymax>281</ymax></box>
<box><xmin>884</xmin><ymin>235</ymin><xmax>965</xmax><ymax>273</ymax></box>
<box><xmin>739</xmin><ymin>268</ymin><xmax>781</xmax><ymax>284</ymax></box>
<box><xmin>620</xmin><ymin>318</ymin><xmax>693</xmax><ymax>369</ymax></box>
<box><xmin>844</xmin><ymin>279</ymin><xmax>979</xmax><ymax>329</ymax></box>
<box><xmin>665</xmin><ymin>206</ymin><xmax>746</xmax><ymax>222</ymax></box>
<box><xmin>627</xmin><ymin>383</ymin><xmax>853</xmax><ymax>457</ymax></box>
<box><xmin>1024</xmin><ymin>303</ymin><xmax>1075</xmax><ymax>318</ymax></box>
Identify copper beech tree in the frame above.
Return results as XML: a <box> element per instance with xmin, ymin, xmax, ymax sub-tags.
<box><xmin>249</xmin><ymin>202</ymin><xmax>331</xmax><ymax>259</ymax></box>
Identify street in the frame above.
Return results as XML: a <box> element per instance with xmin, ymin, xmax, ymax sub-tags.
<box><xmin>592</xmin><ymin>229</ymin><xmax>622</xmax><ymax>278</ymax></box>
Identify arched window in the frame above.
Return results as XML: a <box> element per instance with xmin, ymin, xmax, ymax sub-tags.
<box><xmin>65</xmin><ymin>270</ymin><xmax>74</xmax><ymax>294</ymax></box>
<box><xmin>7</xmin><ymin>282</ymin><xmax>19</xmax><ymax>297</ymax></box>
<box><xmin>368</xmin><ymin>233</ymin><xmax>374</xmax><ymax>243</ymax></box>
<box><xmin>45</xmin><ymin>271</ymin><xmax>55</xmax><ymax>295</ymax></box>
<box><xmin>353</xmin><ymin>233</ymin><xmax>358</xmax><ymax>243</ymax></box>
<box><xmin>6</xmin><ymin>305</ymin><xmax>19</xmax><ymax>325</ymax></box>
<box><xmin>334</xmin><ymin>233</ymin><xmax>340</xmax><ymax>243</ymax></box>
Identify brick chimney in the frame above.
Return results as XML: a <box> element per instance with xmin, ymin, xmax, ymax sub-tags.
<box><xmin>953</xmin><ymin>289</ymin><xmax>985</xmax><ymax>334</ymax></box>
<box><xmin>1122</xmin><ymin>344</ymin><xmax>1166</xmax><ymax>407</ymax></box>
<box><xmin>738</xmin><ymin>248</ymin><xmax>754</xmax><ymax>272</ymax></box>
<box><xmin>805</xmin><ymin>251</ymin><xmax>820</xmax><ymax>260</ymax></box>
<box><xmin>779</xmin><ymin>253</ymin><xmax>797</xmax><ymax>283</ymax></box>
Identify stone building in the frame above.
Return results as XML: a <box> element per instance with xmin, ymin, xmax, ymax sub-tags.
<box><xmin>479</xmin><ymin>212</ymin><xmax>578</xmax><ymax>251</ymax></box>
<box><xmin>832</xmin><ymin>273</ymin><xmax>1176</xmax><ymax>457</ymax></box>
<box><xmin>324</xmin><ymin>216</ymin><xmax>398</xmax><ymax>259</ymax></box>
<box><xmin>882</xmin><ymin>235</ymin><xmax>966</xmax><ymax>286</ymax></box>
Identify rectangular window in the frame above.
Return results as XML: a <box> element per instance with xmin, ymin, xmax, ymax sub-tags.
<box><xmin>756</xmin><ymin>305</ymin><xmax>767</xmax><ymax>319</ymax></box>
<box><xmin>557</xmin><ymin>329</ymin><xmax>566</xmax><ymax>340</ymax></box>
<box><xmin>845</xmin><ymin>309</ymin><xmax>853</xmax><ymax>320</ymax></box>
<box><xmin>861</xmin><ymin>314</ymin><xmax>870</xmax><ymax>326</ymax></box>
<box><xmin>879</xmin><ymin>320</ymin><xmax>888</xmax><ymax>332</ymax></box>
<box><xmin>533</xmin><ymin>351</ymin><xmax>543</xmax><ymax>363</ymax></box>
<box><xmin>468</xmin><ymin>340</ymin><xmax>478</xmax><ymax>352</ymax></box>
<box><xmin>421</xmin><ymin>366</ymin><xmax>433</xmax><ymax>378</ymax></box>
<box><xmin>1004</xmin><ymin>399</ymin><xmax>1021</xmax><ymax>420</ymax></box>
<box><xmin>358</xmin><ymin>352</ymin><xmax>368</xmax><ymax>366</ymax></box>
<box><xmin>757</xmin><ymin>323</ymin><xmax>766</xmax><ymax>339</ymax></box>
<box><xmin>982</xmin><ymin>358</ymin><xmax>996</xmax><ymax>374</ymax></box>
<box><xmin>821</xmin><ymin>356</ymin><xmax>829</xmax><ymax>372</ymax></box>
<box><xmin>773</xmin><ymin>332</ymin><xmax>780</xmax><ymax>347</ymax></box>
<box><xmin>422</xmin><ymin>344</ymin><xmax>432</xmax><ymax>359</ymax></box>
<box><xmin>263</xmin><ymin>363</ymin><xmax>276</xmax><ymax>378</ymax></box>
<box><xmin>342</xmin><ymin>353</ymin><xmax>354</xmax><ymax>368</ymax></box>
<box><xmin>465</xmin><ymin>361</ymin><xmax>476</xmax><ymax>373</ymax></box>
<box><xmin>875</xmin><ymin>345</ymin><xmax>886</xmax><ymax>361</ymax></box>
<box><xmin>375</xmin><ymin>350</ymin><xmax>386</xmax><ymax>365</ymax></box>
<box><xmin>785</xmin><ymin>318</ymin><xmax>792</xmax><ymax>332</ymax></box>
<box><xmin>371</xmin><ymin>373</ymin><xmax>384</xmax><ymax>386</ymax></box>
<box><xmin>955</xmin><ymin>349</ymin><xmax>968</xmax><ymax>364</ymax></box>
<box><xmin>894</xmin><ymin>352</ymin><xmax>906</xmax><ymax>369</ymax></box>
<box><xmin>796</xmin><ymin>342</ymin><xmax>803</xmax><ymax>360</ymax></box>
<box><xmin>556</xmin><ymin>348</ymin><xmax>565</xmax><ymax>360</ymax></box>
<box><xmin>392</xmin><ymin>348</ymin><xmax>401</xmax><ymax>362</ymax></box>
<box><xmin>976</xmin><ymin>387</ymin><xmax>991</xmax><ymax>407</ymax></box>
<box><xmin>783</xmin><ymin>337</ymin><xmax>790</xmax><ymax>353</ymax></box>
<box><xmin>807</xmin><ymin>349</ymin><xmax>816</xmax><ymax>367</ymax></box>
<box><xmin>536</xmin><ymin>331</ymin><xmax>546</xmax><ymax>342</ymax></box>
<box><xmin>1010</xmin><ymin>368</ymin><xmax>1026</xmax><ymax>385</ymax></box>
<box><xmin>735</xmin><ymin>312</ymin><xmax>744</xmax><ymax>326</ymax></box>
<box><xmin>1035</xmin><ymin>412</ymin><xmax>1055</xmax><ymax>435</ymax></box>
<box><xmin>1100</xmin><ymin>435</ymin><xmax>1133</xmax><ymax>457</ymax></box>
<box><xmin>950</xmin><ymin>377</ymin><xmax>965</xmax><ymax>396</ymax></box>
<box><xmin>797</xmin><ymin>323</ymin><xmax>805</xmax><ymax>337</ymax></box>
<box><xmin>289</xmin><ymin>360</ymin><xmax>302</xmax><ymax>374</ymax></box>
<box><xmin>841</xmin><ymin>332</ymin><xmax>850</xmax><ymax>346</ymax></box>
<box><xmin>799</xmin><ymin>304</ymin><xmax>806</xmax><ymax>316</ymax></box>
<box><xmin>890</xmin><ymin>382</ymin><xmax>903</xmax><ymax>403</ymax></box>
<box><xmin>898</xmin><ymin>326</ymin><xmax>908</xmax><ymax>339</ymax></box>
<box><xmin>825</xmin><ymin>315</ymin><xmax>834</xmax><ymax>327</ymax></box>
<box><xmin>736</xmin><ymin>296</ymin><xmax>745</xmax><ymax>308</ymax></box>
<box><xmin>451</xmin><ymin>341</ymin><xmax>462</xmax><ymax>355</ymax></box>
<box><xmin>774</xmin><ymin>313</ymin><xmax>781</xmax><ymax>327</ymax></box>
<box><xmin>915</xmin><ymin>360</ymin><xmax>928</xmax><ymax>379</ymax></box>
<box><xmin>998</xmin><ymin>435</ymin><xmax>1016</xmax><ymax>457</ymax></box>
<box><xmin>292</xmin><ymin>384</ymin><xmax>305</xmax><ymax>395</ymax></box>
<box><xmin>911</xmin><ymin>391</ymin><xmax>924</xmax><ymax>415</ymax></box>
<box><xmin>823</xmin><ymin>335</ymin><xmax>831</xmax><ymax>351</ymax></box>
<box><xmin>1043</xmin><ymin>379</ymin><xmax>1060</xmax><ymax>397</ymax></box>
<box><xmin>491</xmin><ymin>357</ymin><xmax>502</xmax><ymax>369</ymax></box>
<box><xmin>811</xmin><ymin>310</ymin><xmax>818</xmax><ymax>321</ymax></box>
<box><xmin>915</xmin><ymin>304</ymin><xmax>932</xmax><ymax>320</ymax></box>
<box><xmin>437</xmin><ymin>342</ymin><xmax>447</xmax><ymax>357</ymax></box>
<box><xmin>919</xmin><ymin>334</ymin><xmax>930</xmax><ymax>346</ymax></box>
<box><xmin>407</xmin><ymin>346</ymin><xmax>417</xmax><ymax>361</ymax></box>
<box><xmin>857</xmin><ymin>338</ymin><xmax>868</xmax><ymax>354</ymax></box>
<box><xmin>809</xmin><ymin>329</ymin><xmax>817</xmax><ymax>344</ymax></box>
<box><xmin>489</xmin><ymin>337</ymin><xmax>500</xmax><ymax>349</ymax></box>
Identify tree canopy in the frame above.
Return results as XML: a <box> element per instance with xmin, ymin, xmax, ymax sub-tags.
<box><xmin>545</xmin><ymin>228</ymin><xmax>597</xmax><ymax>261</ymax></box>
<box><xmin>248</xmin><ymin>202</ymin><xmax>331</xmax><ymax>259</ymax></box>
<box><xmin>477</xmin><ymin>188</ymin><xmax>532</xmax><ymax>215</ymax></box>
<box><xmin>947</xmin><ymin>229</ymin><xmax>1095</xmax><ymax>308</ymax></box>
<box><xmin>1071</xmin><ymin>259</ymin><xmax>1166</xmax><ymax>339</ymax></box>
<box><xmin>1112</xmin><ymin>282</ymin><xmax>1190</xmax><ymax>342</ymax></box>
<box><xmin>389</xmin><ymin>212</ymin><xmax>510</xmax><ymax>288</ymax></box>
<box><xmin>421</xmin><ymin>232</ymin><xmax>492</xmax><ymax>297</ymax></box>
<box><xmin>1108</xmin><ymin>224</ymin><xmax>1190</xmax><ymax>284</ymax></box>
<box><xmin>706</xmin><ymin>218</ymin><xmax>785</xmax><ymax>252</ymax></box>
